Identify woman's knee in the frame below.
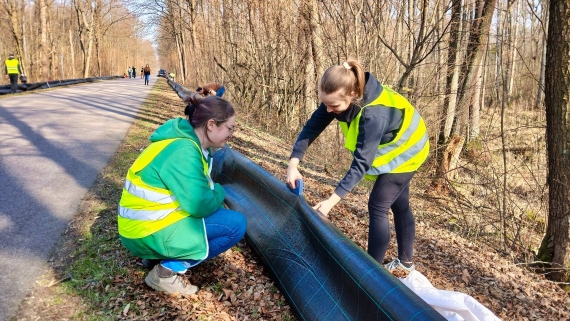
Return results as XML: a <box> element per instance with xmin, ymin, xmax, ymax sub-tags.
<box><xmin>232</xmin><ymin>211</ymin><xmax>247</xmax><ymax>238</ymax></box>
<box><xmin>210</xmin><ymin>208</ymin><xmax>247</xmax><ymax>237</ymax></box>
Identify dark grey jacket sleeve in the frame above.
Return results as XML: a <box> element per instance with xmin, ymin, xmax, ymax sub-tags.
<box><xmin>290</xmin><ymin>103</ymin><xmax>335</xmax><ymax>160</ymax></box>
<box><xmin>334</xmin><ymin>109</ymin><xmax>389</xmax><ymax>198</ymax></box>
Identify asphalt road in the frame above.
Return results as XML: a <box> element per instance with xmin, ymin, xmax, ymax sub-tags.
<box><xmin>0</xmin><ymin>76</ymin><xmax>157</xmax><ymax>320</ymax></box>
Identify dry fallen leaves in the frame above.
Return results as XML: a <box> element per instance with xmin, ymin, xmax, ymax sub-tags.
<box><xmin>12</xmin><ymin>80</ymin><xmax>570</xmax><ymax>321</ymax></box>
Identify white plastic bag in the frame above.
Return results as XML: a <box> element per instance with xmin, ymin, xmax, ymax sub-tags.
<box><xmin>399</xmin><ymin>271</ymin><xmax>501</xmax><ymax>321</ymax></box>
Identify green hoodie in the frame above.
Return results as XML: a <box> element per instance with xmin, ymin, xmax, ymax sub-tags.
<box><xmin>120</xmin><ymin>117</ymin><xmax>226</xmax><ymax>260</ymax></box>
<box><xmin>142</xmin><ymin>117</ymin><xmax>226</xmax><ymax>215</ymax></box>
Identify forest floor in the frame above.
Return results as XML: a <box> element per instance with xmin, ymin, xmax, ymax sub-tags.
<box><xmin>12</xmin><ymin>78</ymin><xmax>570</xmax><ymax>321</ymax></box>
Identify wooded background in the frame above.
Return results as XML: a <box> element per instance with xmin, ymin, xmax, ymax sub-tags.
<box><xmin>2</xmin><ymin>0</ymin><xmax>568</xmax><ymax>282</ymax></box>
<box><xmin>0</xmin><ymin>0</ymin><xmax>156</xmax><ymax>81</ymax></box>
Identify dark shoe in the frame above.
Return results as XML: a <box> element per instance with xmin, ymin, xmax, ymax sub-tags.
<box><xmin>145</xmin><ymin>264</ymin><xmax>198</xmax><ymax>295</ymax></box>
<box><xmin>142</xmin><ymin>259</ymin><xmax>161</xmax><ymax>270</ymax></box>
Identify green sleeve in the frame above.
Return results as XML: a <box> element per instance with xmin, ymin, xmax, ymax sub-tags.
<box><xmin>158</xmin><ymin>145</ymin><xmax>226</xmax><ymax>217</ymax></box>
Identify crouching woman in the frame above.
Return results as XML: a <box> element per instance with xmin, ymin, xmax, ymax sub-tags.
<box><xmin>117</xmin><ymin>96</ymin><xmax>246</xmax><ymax>295</ymax></box>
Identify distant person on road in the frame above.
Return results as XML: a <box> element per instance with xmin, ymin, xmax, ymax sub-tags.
<box><xmin>118</xmin><ymin>95</ymin><xmax>246</xmax><ymax>296</ymax></box>
<box><xmin>132</xmin><ymin>66</ymin><xmax>136</xmax><ymax>79</ymax></box>
<box><xmin>285</xmin><ymin>59</ymin><xmax>429</xmax><ymax>273</ymax></box>
<box><xmin>127</xmin><ymin>67</ymin><xmax>132</xmax><ymax>78</ymax></box>
<box><xmin>4</xmin><ymin>53</ymin><xmax>22</xmax><ymax>94</ymax></box>
<box><xmin>143</xmin><ymin>64</ymin><xmax>151</xmax><ymax>85</ymax></box>
<box><xmin>140</xmin><ymin>67</ymin><xmax>144</xmax><ymax>79</ymax></box>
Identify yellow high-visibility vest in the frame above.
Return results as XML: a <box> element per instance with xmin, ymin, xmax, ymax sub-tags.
<box><xmin>5</xmin><ymin>59</ymin><xmax>19</xmax><ymax>74</ymax></box>
<box><xmin>117</xmin><ymin>138</ymin><xmax>209</xmax><ymax>239</ymax></box>
<box><xmin>339</xmin><ymin>85</ymin><xmax>429</xmax><ymax>179</ymax></box>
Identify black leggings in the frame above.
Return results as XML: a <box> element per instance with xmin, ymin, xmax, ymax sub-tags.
<box><xmin>367</xmin><ymin>172</ymin><xmax>416</xmax><ymax>264</ymax></box>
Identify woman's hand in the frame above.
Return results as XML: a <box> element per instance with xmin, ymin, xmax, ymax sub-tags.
<box><xmin>286</xmin><ymin>158</ymin><xmax>303</xmax><ymax>189</ymax></box>
<box><xmin>312</xmin><ymin>193</ymin><xmax>341</xmax><ymax>216</ymax></box>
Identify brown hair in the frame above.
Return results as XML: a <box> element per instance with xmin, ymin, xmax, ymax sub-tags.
<box><xmin>201</xmin><ymin>83</ymin><xmax>223</xmax><ymax>96</ymax></box>
<box><xmin>184</xmin><ymin>95</ymin><xmax>235</xmax><ymax>129</ymax></box>
<box><xmin>318</xmin><ymin>59</ymin><xmax>365</xmax><ymax>103</ymax></box>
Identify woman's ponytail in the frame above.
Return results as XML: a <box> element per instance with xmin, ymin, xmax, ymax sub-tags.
<box><xmin>184</xmin><ymin>92</ymin><xmax>204</xmax><ymax>123</ymax></box>
<box><xmin>319</xmin><ymin>58</ymin><xmax>366</xmax><ymax>103</ymax></box>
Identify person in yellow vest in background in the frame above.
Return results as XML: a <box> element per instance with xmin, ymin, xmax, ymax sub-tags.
<box><xmin>4</xmin><ymin>53</ymin><xmax>22</xmax><ymax>94</ymax></box>
<box><xmin>286</xmin><ymin>59</ymin><xmax>429</xmax><ymax>273</ymax></box>
<box><xmin>117</xmin><ymin>95</ymin><xmax>246</xmax><ymax>295</ymax></box>
<box><xmin>169</xmin><ymin>71</ymin><xmax>175</xmax><ymax>82</ymax></box>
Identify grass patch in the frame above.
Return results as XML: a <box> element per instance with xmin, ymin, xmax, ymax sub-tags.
<box><xmin>14</xmin><ymin>78</ymin><xmax>186</xmax><ymax>320</ymax></box>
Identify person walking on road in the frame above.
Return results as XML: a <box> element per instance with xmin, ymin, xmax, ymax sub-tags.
<box><xmin>117</xmin><ymin>95</ymin><xmax>247</xmax><ymax>295</ymax></box>
<box><xmin>127</xmin><ymin>67</ymin><xmax>132</xmax><ymax>78</ymax></box>
<box><xmin>285</xmin><ymin>59</ymin><xmax>429</xmax><ymax>273</ymax></box>
<box><xmin>143</xmin><ymin>64</ymin><xmax>151</xmax><ymax>85</ymax></box>
<box><xmin>4</xmin><ymin>53</ymin><xmax>22</xmax><ymax>94</ymax></box>
<box><xmin>132</xmin><ymin>66</ymin><xmax>137</xmax><ymax>79</ymax></box>
<box><xmin>140</xmin><ymin>67</ymin><xmax>144</xmax><ymax>79</ymax></box>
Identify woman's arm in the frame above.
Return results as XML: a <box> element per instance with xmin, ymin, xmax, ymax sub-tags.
<box><xmin>290</xmin><ymin>103</ymin><xmax>335</xmax><ymax>161</ymax></box>
<box><xmin>160</xmin><ymin>145</ymin><xmax>225</xmax><ymax>217</ymax></box>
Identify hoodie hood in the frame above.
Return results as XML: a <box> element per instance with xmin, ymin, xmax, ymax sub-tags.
<box><xmin>361</xmin><ymin>72</ymin><xmax>383</xmax><ymax>106</ymax></box>
<box><xmin>150</xmin><ymin>117</ymin><xmax>199</xmax><ymax>143</ymax></box>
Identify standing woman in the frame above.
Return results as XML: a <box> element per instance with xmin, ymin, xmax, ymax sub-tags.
<box><xmin>143</xmin><ymin>64</ymin><xmax>151</xmax><ymax>85</ymax></box>
<box><xmin>118</xmin><ymin>96</ymin><xmax>246</xmax><ymax>295</ymax></box>
<box><xmin>286</xmin><ymin>59</ymin><xmax>429</xmax><ymax>272</ymax></box>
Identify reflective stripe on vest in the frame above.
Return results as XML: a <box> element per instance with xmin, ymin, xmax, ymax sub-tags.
<box><xmin>118</xmin><ymin>138</ymin><xmax>210</xmax><ymax>239</ymax></box>
<box><xmin>339</xmin><ymin>85</ymin><xmax>429</xmax><ymax>177</ymax></box>
<box><xmin>5</xmin><ymin>59</ymin><xmax>19</xmax><ymax>74</ymax></box>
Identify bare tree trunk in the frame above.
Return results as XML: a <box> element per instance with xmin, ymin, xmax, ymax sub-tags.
<box><xmin>307</xmin><ymin>0</ymin><xmax>324</xmax><ymax>79</ymax></box>
<box><xmin>38</xmin><ymin>0</ymin><xmax>50</xmax><ymax>80</ymax></box>
<box><xmin>440</xmin><ymin>0</ymin><xmax>462</xmax><ymax>144</ymax></box>
<box><xmin>538</xmin><ymin>0</ymin><xmax>570</xmax><ymax>283</ymax></box>
<box><xmin>2</xmin><ymin>0</ymin><xmax>26</xmax><ymax>74</ymax></box>
<box><xmin>47</xmin><ymin>6</ymin><xmax>57</xmax><ymax>78</ymax></box>
<box><xmin>20</xmin><ymin>2</ymin><xmax>28</xmax><ymax>76</ymax></box>
<box><xmin>73</xmin><ymin>0</ymin><xmax>95</xmax><ymax>78</ymax></box>
<box><xmin>183</xmin><ymin>0</ymin><xmax>199</xmax><ymax>49</ymax></box>
<box><xmin>470</xmin><ymin>61</ymin><xmax>483</xmax><ymax>140</ymax></box>
<box><xmin>69</xmin><ymin>29</ymin><xmax>77</xmax><ymax>78</ymax></box>
<box><xmin>347</xmin><ymin>0</ymin><xmax>363</xmax><ymax>60</ymax></box>
<box><xmin>178</xmin><ymin>1</ymin><xmax>188</xmax><ymax>83</ymax></box>
<box><xmin>507</xmin><ymin>0</ymin><xmax>521</xmax><ymax>101</ymax></box>
<box><xmin>535</xmin><ymin>3</ymin><xmax>548</xmax><ymax>110</ymax></box>
<box><xmin>94</xmin><ymin>0</ymin><xmax>102</xmax><ymax>77</ymax></box>
<box><xmin>454</xmin><ymin>0</ymin><xmax>497</xmax><ymax>136</ymax></box>
<box><xmin>301</xmin><ymin>0</ymin><xmax>323</xmax><ymax>116</ymax></box>
<box><xmin>432</xmin><ymin>0</ymin><xmax>497</xmax><ymax>192</ymax></box>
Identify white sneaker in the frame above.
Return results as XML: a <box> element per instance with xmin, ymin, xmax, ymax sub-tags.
<box><xmin>384</xmin><ymin>258</ymin><xmax>415</xmax><ymax>272</ymax></box>
<box><xmin>145</xmin><ymin>264</ymin><xmax>198</xmax><ymax>295</ymax></box>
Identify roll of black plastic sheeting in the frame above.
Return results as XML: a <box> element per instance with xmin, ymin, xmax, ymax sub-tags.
<box><xmin>0</xmin><ymin>76</ymin><xmax>122</xmax><ymax>95</ymax></box>
<box><xmin>167</xmin><ymin>79</ymin><xmax>194</xmax><ymax>101</ymax></box>
<box><xmin>211</xmin><ymin>146</ymin><xmax>444</xmax><ymax>321</ymax></box>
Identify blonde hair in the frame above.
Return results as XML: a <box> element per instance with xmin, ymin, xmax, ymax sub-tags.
<box><xmin>318</xmin><ymin>59</ymin><xmax>365</xmax><ymax>103</ymax></box>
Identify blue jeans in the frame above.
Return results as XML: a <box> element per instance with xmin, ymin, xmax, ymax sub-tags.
<box><xmin>161</xmin><ymin>208</ymin><xmax>247</xmax><ymax>273</ymax></box>
<box><xmin>144</xmin><ymin>74</ymin><xmax>150</xmax><ymax>85</ymax></box>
